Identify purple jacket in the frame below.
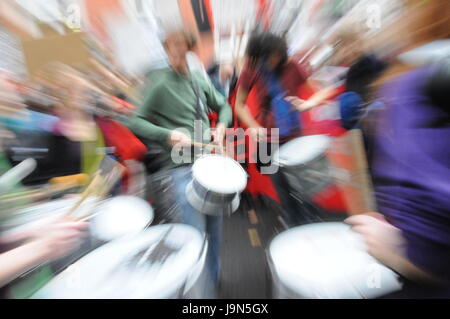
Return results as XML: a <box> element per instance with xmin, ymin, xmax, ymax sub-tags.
<box><xmin>369</xmin><ymin>66</ymin><xmax>450</xmax><ymax>281</ymax></box>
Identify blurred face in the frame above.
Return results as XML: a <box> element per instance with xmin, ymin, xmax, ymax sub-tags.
<box><xmin>165</xmin><ymin>34</ymin><xmax>189</xmax><ymax>73</ymax></box>
<box><xmin>54</xmin><ymin>72</ymin><xmax>91</xmax><ymax>112</ymax></box>
<box><xmin>266</xmin><ymin>52</ymin><xmax>284</xmax><ymax>71</ymax></box>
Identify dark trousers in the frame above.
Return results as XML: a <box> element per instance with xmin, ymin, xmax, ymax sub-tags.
<box><xmin>269</xmin><ymin>170</ymin><xmax>325</xmax><ymax>227</ymax></box>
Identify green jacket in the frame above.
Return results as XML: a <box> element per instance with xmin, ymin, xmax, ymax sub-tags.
<box><xmin>128</xmin><ymin>67</ymin><xmax>232</xmax><ymax>170</ymax></box>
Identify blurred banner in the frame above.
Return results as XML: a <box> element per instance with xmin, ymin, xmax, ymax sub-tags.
<box><xmin>21</xmin><ymin>31</ymin><xmax>91</xmax><ymax>78</ymax></box>
<box><xmin>81</xmin><ymin>0</ymin><xmax>124</xmax><ymax>46</ymax></box>
<box><xmin>0</xmin><ymin>26</ymin><xmax>26</xmax><ymax>78</ymax></box>
<box><xmin>327</xmin><ymin>129</ymin><xmax>376</xmax><ymax>215</ymax></box>
<box><xmin>0</xmin><ymin>0</ymin><xmax>41</xmax><ymax>39</ymax></box>
<box><xmin>190</xmin><ymin>0</ymin><xmax>212</xmax><ymax>33</ymax></box>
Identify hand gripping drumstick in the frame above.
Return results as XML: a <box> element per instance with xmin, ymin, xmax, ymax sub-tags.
<box><xmin>190</xmin><ymin>141</ymin><xmax>220</xmax><ymax>149</ymax></box>
<box><xmin>69</xmin><ymin>163</ymin><xmax>126</xmax><ymax>221</ymax></box>
<box><xmin>190</xmin><ymin>141</ymin><xmax>225</xmax><ymax>155</ymax></box>
<box><xmin>0</xmin><ymin>180</ymin><xmax>83</xmax><ymax>206</ymax></box>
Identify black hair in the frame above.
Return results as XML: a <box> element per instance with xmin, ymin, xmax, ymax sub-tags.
<box><xmin>245</xmin><ymin>32</ymin><xmax>288</xmax><ymax>71</ymax></box>
<box><xmin>424</xmin><ymin>57</ymin><xmax>450</xmax><ymax>114</ymax></box>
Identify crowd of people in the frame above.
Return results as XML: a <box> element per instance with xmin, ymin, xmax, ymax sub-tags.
<box><xmin>0</xmin><ymin>0</ymin><xmax>449</xmax><ymax>299</ymax></box>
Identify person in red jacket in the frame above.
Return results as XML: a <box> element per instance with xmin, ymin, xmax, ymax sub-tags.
<box><xmin>234</xmin><ymin>32</ymin><xmax>329</xmax><ymax>226</ymax></box>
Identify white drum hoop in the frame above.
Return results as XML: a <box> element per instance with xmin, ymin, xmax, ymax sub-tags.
<box><xmin>267</xmin><ymin>222</ymin><xmax>403</xmax><ymax>299</ymax></box>
<box><xmin>273</xmin><ymin>135</ymin><xmax>331</xmax><ymax>168</ymax></box>
<box><xmin>273</xmin><ymin>135</ymin><xmax>334</xmax><ymax>197</ymax></box>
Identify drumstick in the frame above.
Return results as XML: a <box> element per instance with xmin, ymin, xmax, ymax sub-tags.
<box><xmin>0</xmin><ymin>188</ymin><xmax>41</xmax><ymax>200</ymax></box>
<box><xmin>71</xmin><ymin>162</ymin><xmax>125</xmax><ymax>221</ymax></box>
<box><xmin>67</xmin><ymin>180</ymin><xmax>106</xmax><ymax>221</ymax></box>
<box><xmin>191</xmin><ymin>141</ymin><xmax>226</xmax><ymax>156</ymax></box>
<box><xmin>72</xmin><ymin>210</ymin><xmax>102</xmax><ymax>222</ymax></box>
<box><xmin>0</xmin><ymin>181</ymin><xmax>82</xmax><ymax>206</ymax></box>
<box><xmin>0</xmin><ymin>180</ymin><xmax>85</xmax><ymax>208</ymax></box>
<box><xmin>190</xmin><ymin>141</ymin><xmax>220</xmax><ymax>149</ymax></box>
<box><xmin>65</xmin><ymin>173</ymin><xmax>103</xmax><ymax>218</ymax></box>
<box><xmin>49</xmin><ymin>174</ymin><xmax>88</xmax><ymax>187</ymax></box>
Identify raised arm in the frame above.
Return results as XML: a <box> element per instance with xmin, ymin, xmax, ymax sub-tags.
<box><xmin>234</xmin><ymin>87</ymin><xmax>261</xmax><ymax>129</ymax></box>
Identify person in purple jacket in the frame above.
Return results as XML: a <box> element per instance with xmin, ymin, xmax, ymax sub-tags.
<box><xmin>346</xmin><ymin>60</ymin><xmax>450</xmax><ymax>297</ymax></box>
<box><xmin>344</xmin><ymin>0</ymin><xmax>450</xmax><ymax>297</ymax></box>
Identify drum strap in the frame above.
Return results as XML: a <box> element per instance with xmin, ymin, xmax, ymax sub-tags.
<box><xmin>189</xmin><ymin>75</ymin><xmax>206</xmax><ymax>122</ymax></box>
<box><xmin>189</xmin><ymin>74</ymin><xmax>208</xmax><ymax>147</ymax></box>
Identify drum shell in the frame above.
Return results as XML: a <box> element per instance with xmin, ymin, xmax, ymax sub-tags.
<box><xmin>278</xmin><ymin>153</ymin><xmax>334</xmax><ymax>198</ymax></box>
<box><xmin>191</xmin><ymin>179</ymin><xmax>236</xmax><ymax>203</ymax></box>
<box><xmin>182</xmin><ymin>239</ymin><xmax>209</xmax><ymax>298</ymax></box>
<box><xmin>185</xmin><ymin>180</ymin><xmax>240</xmax><ymax>216</ymax></box>
<box><xmin>267</xmin><ymin>250</ymin><xmax>306</xmax><ymax>299</ymax></box>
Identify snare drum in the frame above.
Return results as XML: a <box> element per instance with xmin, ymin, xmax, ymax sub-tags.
<box><xmin>273</xmin><ymin>135</ymin><xmax>333</xmax><ymax>198</ymax></box>
<box><xmin>31</xmin><ymin>224</ymin><xmax>207</xmax><ymax>299</ymax></box>
<box><xmin>2</xmin><ymin>196</ymin><xmax>154</xmax><ymax>243</ymax></box>
<box><xmin>186</xmin><ymin>155</ymin><xmax>247</xmax><ymax>216</ymax></box>
<box><xmin>267</xmin><ymin>222</ymin><xmax>403</xmax><ymax>299</ymax></box>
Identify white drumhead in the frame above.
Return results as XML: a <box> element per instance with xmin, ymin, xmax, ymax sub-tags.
<box><xmin>269</xmin><ymin>222</ymin><xmax>402</xmax><ymax>299</ymax></box>
<box><xmin>192</xmin><ymin>155</ymin><xmax>247</xmax><ymax>194</ymax></box>
<box><xmin>91</xmin><ymin>196</ymin><xmax>153</xmax><ymax>241</ymax></box>
<box><xmin>32</xmin><ymin>224</ymin><xmax>204</xmax><ymax>299</ymax></box>
<box><xmin>273</xmin><ymin>135</ymin><xmax>331</xmax><ymax>166</ymax></box>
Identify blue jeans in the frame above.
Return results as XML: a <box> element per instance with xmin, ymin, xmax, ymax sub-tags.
<box><xmin>149</xmin><ymin>166</ymin><xmax>222</xmax><ymax>296</ymax></box>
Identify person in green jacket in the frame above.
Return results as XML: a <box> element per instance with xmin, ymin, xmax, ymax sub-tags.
<box><xmin>128</xmin><ymin>30</ymin><xmax>232</xmax><ymax>296</ymax></box>
<box><xmin>130</xmin><ymin>32</ymin><xmax>232</xmax><ymax>170</ymax></box>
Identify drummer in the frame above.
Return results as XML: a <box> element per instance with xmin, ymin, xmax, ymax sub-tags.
<box><xmin>235</xmin><ymin>32</ymin><xmax>330</xmax><ymax>227</ymax></box>
<box><xmin>347</xmin><ymin>0</ymin><xmax>450</xmax><ymax>297</ymax></box>
<box><xmin>128</xmin><ymin>30</ymin><xmax>232</xmax><ymax>292</ymax></box>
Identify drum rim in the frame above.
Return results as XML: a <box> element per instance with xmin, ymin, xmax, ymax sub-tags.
<box><xmin>185</xmin><ymin>180</ymin><xmax>240</xmax><ymax>215</ymax></box>
<box><xmin>32</xmin><ymin>223</ymin><xmax>205</xmax><ymax>299</ymax></box>
<box><xmin>278</xmin><ymin>152</ymin><xmax>329</xmax><ymax>169</ymax></box>
<box><xmin>268</xmin><ymin>222</ymin><xmax>350</xmax><ymax>248</ymax></box>
<box><xmin>273</xmin><ymin>134</ymin><xmax>331</xmax><ymax>166</ymax></box>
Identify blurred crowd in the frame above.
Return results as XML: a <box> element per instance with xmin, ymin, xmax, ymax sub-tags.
<box><xmin>0</xmin><ymin>0</ymin><xmax>450</xmax><ymax>299</ymax></box>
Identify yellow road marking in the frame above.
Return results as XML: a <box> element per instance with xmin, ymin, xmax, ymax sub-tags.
<box><xmin>248</xmin><ymin>228</ymin><xmax>262</xmax><ymax>247</ymax></box>
<box><xmin>248</xmin><ymin>209</ymin><xmax>258</xmax><ymax>225</ymax></box>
